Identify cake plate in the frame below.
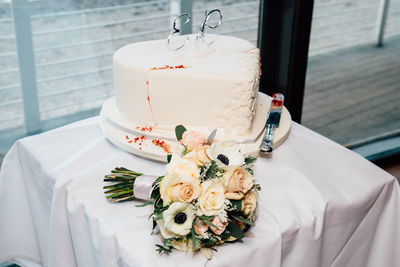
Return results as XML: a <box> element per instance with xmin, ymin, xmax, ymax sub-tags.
<box><xmin>100</xmin><ymin>92</ymin><xmax>291</xmax><ymax>162</ymax></box>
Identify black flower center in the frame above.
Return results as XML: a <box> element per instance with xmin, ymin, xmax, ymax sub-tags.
<box><xmin>174</xmin><ymin>212</ymin><xmax>187</xmax><ymax>224</ymax></box>
<box><xmin>217</xmin><ymin>154</ymin><xmax>229</xmax><ymax>165</ymax></box>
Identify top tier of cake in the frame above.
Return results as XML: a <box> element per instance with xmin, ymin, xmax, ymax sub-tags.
<box><xmin>113</xmin><ymin>34</ymin><xmax>260</xmax><ymax>137</ymax></box>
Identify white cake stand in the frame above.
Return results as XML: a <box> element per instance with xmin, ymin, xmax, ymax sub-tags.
<box><xmin>100</xmin><ymin>92</ymin><xmax>291</xmax><ymax>162</ymax></box>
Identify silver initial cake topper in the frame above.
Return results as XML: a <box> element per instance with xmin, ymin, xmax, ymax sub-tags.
<box><xmin>167</xmin><ymin>9</ymin><xmax>222</xmax><ymax>51</ymax></box>
<box><xmin>167</xmin><ymin>13</ymin><xmax>191</xmax><ymax>50</ymax></box>
<box><xmin>196</xmin><ymin>9</ymin><xmax>223</xmax><ymax>46</ymax></box>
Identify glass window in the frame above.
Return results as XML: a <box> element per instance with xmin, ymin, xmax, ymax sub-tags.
<box><xmin>303</xmin><ymin>0</ymin><xmax>400</xmax><ymax>149</ymax></box>
<box><xmin>0</xmin><ymin>0</ymin><xmax>261</xmax><ymax>157</ymax></box>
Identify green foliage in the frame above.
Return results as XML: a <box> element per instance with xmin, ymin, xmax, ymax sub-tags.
<box><xmin>156</xmin><ymin>238</ymin><xmax>174</xmax><ymax>254</ymax></box>
<box><xmin>198</xmin><ymin>215</ymin><xmax>217</xmax><ymax>228</ymax></box>
<box><xmin>135</xmin><ymin>201</ymin><xmax>154</xmax><ymax>207</ymax></box>
<box><xmin>181</xmin><ymin>146</ymin><xmax>188</xmax><ymax>156</ymax></box>
<box><xmin>190</xmin><ymin>227</ymin><xmax>198</xmax><ymax>250</ymax></box>
<box><xmin>230</xmin><ymin>200</ymin><xmax>242</xmax><ymax>212</ymax></box>
<box><xmin>201</xmin><ymin>235</ymin><xmax>218</xmax><ymax>247</ymax></box>
<box><xmin>167</xmin><ymin>154</ymin><xmax>172</xmax><ymax>163</ymax></box>
<box><xmin>244</xmin><ymin>156</ymin><xmax>257</xmax><ymax>165</ymax></box>
<box><xmin>200</xmin><ymin>160</ymin><xmax>224</xmax><ymax>181</ymax></box>
<box><xmin>230</xmin><ymin>214</ymin><xmax>255</xmax><ymax>226</ymax></box>
<box><xmin>225</xmin><ymin>222</ymin><xmax>244</xmax><ymax>239</ymax></box>
<box><xmin>175</xmin><ymin>125</ymin><xmax>187</xmax><ymax>141</ymax></box>
<box><xmin>246</xmin><ymin>167</ymin><xmax>254</xmax><ymax>176</ymax></box>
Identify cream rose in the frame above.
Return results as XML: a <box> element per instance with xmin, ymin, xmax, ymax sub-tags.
<box><xmin>209</xmin><ymin>215</ymin><xmax>228</xmax><ymax>235</ymax></box>
<box><xmin>183</xmin><ymin>145</ymin><xmax>211</xmax><ymax>166</ymax></box>
<box><xmin>197</xmin><ymin>180</ymin><xmax>225</xmax><ymax>216</ymax></box>
<box><xmin>171</xmin><ymin>237</ymin><xmax>200</xmax><ymax>251</ymax></box>
<box><xmin>241</xmin><ymin>190</ymin><xmax>258</xmax><ymax>217</ymax></box>
<box><xmin>159</xmin><ymin>173</ymin><xmax>201</xmax><ymax>205</ymax></box>
<box><xmin>181</xmin><ymin>130</ymin><xmax>207</xmax><ymax>147</ymax></box>
<box><xmin>166</xmin><ymin>155</ymin><xmax>200</xmax><ymax>180</ymax></box>
<box><xmin>223</xmin><ymin>167</ymin><xmax>254</xmax><ymax>200</ymax></box>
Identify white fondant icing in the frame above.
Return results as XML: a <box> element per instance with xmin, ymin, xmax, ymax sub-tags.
<box><xmin>113</xmin><ymin>34</ymin><xmax>260</xmax><ymax>137</ymax></box>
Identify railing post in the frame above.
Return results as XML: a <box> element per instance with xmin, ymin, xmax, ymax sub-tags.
<box><xmin>11</xmin><ymin>0</ymin><xmax>41</xmax><ymax>135</ymax></box>
<box><xmin>376</xmin><ymin>0</ymin><xmax>390</xmax><ymax>47</ymax></box>
<box><xmin>170</xmin><ymin>0</ymin><xmax>193</xmax><ymax>34</ymax></box>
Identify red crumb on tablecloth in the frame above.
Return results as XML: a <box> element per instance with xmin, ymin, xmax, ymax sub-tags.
<box><xmin>152</xmin><ymin>138</ymin><xmax>171</xmax><ymax>153</ymax></box>
<box><xmin>126</xmin><ymin>135</ymin><xmax>129</xmax><ymax>139</ymax></box>
<box><xmin>128</xmin><ymin>140</ymin><xmax>132</xmax><ymax>143</ymax></box>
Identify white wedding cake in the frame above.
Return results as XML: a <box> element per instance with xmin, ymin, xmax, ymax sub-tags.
<box><xmin>100</xmin><ymin>34</ymin><xmax>290</xmax><ymax>161</ymax></box>
<box><xmin>113</xmin><ymin>34</ymin><xmax>260</xmax><ymax>137</ymax></box>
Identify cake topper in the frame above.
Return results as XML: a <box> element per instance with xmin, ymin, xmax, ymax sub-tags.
<box><xmin>167</xmin><ymin>13</ymin><xmax>191</xmax><ymax>50</ymax></box>
<box><xmin>196</xmin><ymin>9</ymin><xmax>222</xmax><ymax>46</ymax></box>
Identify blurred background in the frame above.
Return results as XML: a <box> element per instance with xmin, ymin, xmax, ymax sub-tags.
<box><xmin>0</xmin><ymin>0</ymin><xmax>399</xmax><ymax>166</ymax></box>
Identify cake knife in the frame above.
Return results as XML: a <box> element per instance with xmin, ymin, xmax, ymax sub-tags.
<box><xmin>259</xmin><ymin>93</ymin><xmax>284</xmax><ymax>155</ymax></box>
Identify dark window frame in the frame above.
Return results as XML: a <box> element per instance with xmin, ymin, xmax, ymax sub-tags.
<box><xmin>257</xmin><ymin>0</ymin><xmax>315</xmax><ymax>123</ymax></box>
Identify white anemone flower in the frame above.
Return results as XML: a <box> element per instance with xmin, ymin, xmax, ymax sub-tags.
<box><xmin>208</xmin><ymin>141</ymin><xmax>245</xmax><ymax>167</ymax></box>
<box><xmin>163</xmin><ymin>202</ymin><xmax>195</xmax><ymax>237</ymax></box>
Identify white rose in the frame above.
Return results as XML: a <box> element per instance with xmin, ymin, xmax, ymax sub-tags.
<box><xmin>197</xmin><ymin>180</ymin><xmax>225</xmax><ymax>216</ymax></box>
<box><xmin>159</xmin><ymin>173</ymin><xmax>202</xmax><ymax>206</ymax></box>
<box><xmin>166</xmin><ymin>155</ymin><xmax>200</xmax><ymax>180</ymax></box>
<box><xmin>208</xmin><ymin>141</ymin><xmax>245</xmax><ymax>167</ymax></box>
<box><xmin>163</xmin><ymin>202</ymin><xmax>195</xmax><ymax>237</ymax></box>
<box><xmin>183</xmin><ymin>145</ymin><xmax>211</xmax><ymax>166</ymax></box>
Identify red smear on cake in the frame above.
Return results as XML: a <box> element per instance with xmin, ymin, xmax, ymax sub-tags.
<box><xmin>150</xmin><ymin>65</ymin><xmax>188</xmax><ymax>71</ymax></box>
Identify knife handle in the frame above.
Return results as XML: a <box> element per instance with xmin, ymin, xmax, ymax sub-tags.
<box><xmin>260</xmin><ymin>124</ymin><xmax>275</xmax><ymax>154</ymax></box>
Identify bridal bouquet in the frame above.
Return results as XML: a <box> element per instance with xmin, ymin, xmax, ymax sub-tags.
<box><xmin>104</xmin><ymin>125</ymin><xmax>260</xmax><ymax>259</ymax></box>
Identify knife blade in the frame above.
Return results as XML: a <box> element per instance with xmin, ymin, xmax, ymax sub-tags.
<box><xmin>259</xmin><ymin>93</ymin><xmax>284</xmax><ymax>155</ymax></box>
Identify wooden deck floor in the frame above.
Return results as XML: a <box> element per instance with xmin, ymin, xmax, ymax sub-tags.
<box><xmin>302</xmin><ymin>36</ymin><xmax>400</xmax><ymax>146</ymax></box>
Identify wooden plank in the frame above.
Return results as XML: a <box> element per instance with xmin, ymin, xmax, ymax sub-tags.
<box><xmin>302</xmin><ymin>36</ymin><xmax>400</xmax><ymax>145</ymax></box>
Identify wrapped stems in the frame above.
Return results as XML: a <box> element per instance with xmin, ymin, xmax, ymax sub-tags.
<box><xmin>103</xmin><ymin>167</ymin><xmax>143</xmax><ymax>202</ymax></box>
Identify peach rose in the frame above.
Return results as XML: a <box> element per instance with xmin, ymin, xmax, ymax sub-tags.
<box><xmin>210</xmin><ymin>215</ymin><xmax>228</xmax><ymax>235</ymax></box>
<box><xmin>197</xmin><ymin>180</ymin><xmax>225</xmax><ymax>216</ymax></box>
<box><xmin>223</xmin><ymin>167</ymin><xmax>254</xmax><ymax>200</ymax></box>
<box><xmin>181</xmin><ymin>130</ymin><xmax>207</xmax><ymax>147</ymax></box>
<box><xmin>159</xmin><ymin>173</ymin><xmax>201</xmax><ymax>205</ymax></box>
<box><xmin>194</xmin><ymin>217</ymin><xmax>209</xmax><ymax>236</ymax></box>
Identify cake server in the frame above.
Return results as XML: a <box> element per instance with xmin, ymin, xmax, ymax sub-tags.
<box><xmin>259</xmin><ymin>93</ymin><xmax>284</xmax><ymax>155</ymax></box>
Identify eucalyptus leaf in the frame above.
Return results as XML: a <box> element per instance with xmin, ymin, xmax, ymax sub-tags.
<box><xmin>167</xmin><ymin>154</ymin><xmax>172</xmax><ymax>163</ymax></box>
<box><xmin>175</xmin><ymin>125</ymin><xmax>187</xmax><ymax>141</ymax></box>
<box><xmin>226</xmin><ymin>222</ymin><xmax>244</xmax><ymax>239</ymax></box>
<box><xmin>231</xmin><ymin>214</ymin><xmax>255</xmax><ymax>226</ymax></box>
<box><xmin>135</xmin><ymin>201</ymin><xmax>154</xmax><ymax>207</ymax></box>
<box><xmin>206</xmin><ymin>129</ymin><xmax>217</xmax><ymax>145</ymax></box>
<box><xmin>244</xmin><ymin>156</ymin><xmax>257</xmax><ymax>165</ymax></box>
<box><xmin>181</xmin><ymin>146</ymin><xmax>188</xmax><ymax>156</ymax></box>
<box><xmin>230</xmin><ymin>200</ymin><xmax>242</xmax><ymax>211</ymax></box>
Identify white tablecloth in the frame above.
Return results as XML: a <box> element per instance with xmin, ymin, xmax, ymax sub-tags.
<box><xmin>0</xmin><ymin>117</ymin><xmax>399</xmax><ymax>267</ymax></box>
